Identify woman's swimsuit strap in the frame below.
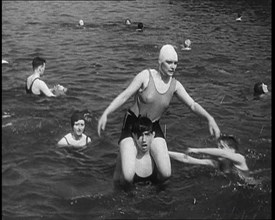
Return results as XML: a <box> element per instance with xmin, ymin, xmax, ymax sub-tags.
<box><xmin>64</xmin><ymin>136</ymin><xmax>70</xmax><ymax>145</ymax></box>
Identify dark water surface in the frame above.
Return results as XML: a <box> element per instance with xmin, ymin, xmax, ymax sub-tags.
<box><xmin>2</xmin><ymin>0</ymin><xmax>271</xmax><ymax>219</ymax></box>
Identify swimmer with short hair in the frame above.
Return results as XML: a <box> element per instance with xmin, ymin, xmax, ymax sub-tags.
<box><xmin>169</xmin><ymin>135</ymin><xmax>257</xmax><ymax>185</ymax></box>
<box><xmin>253</xmin><ymin>82</ymin><xmax>269</xmax><ymax>97</ymax></box>
<box><xmin>57</xmin><ymin>110</ymin><xmax>92</xmax><ymax>149</ymax></box>
<box><xmin>25</xmin><ymin>57</ymin><xmax>56</xmax><ymax>97</ymax></box>
<box><xmin>25</xmin><ymin>57</ymin><xmax>67</xmax><ymax>97</ymax></box>
<box><xmin>136</xmin><ymin>22</ymin><xmax>144</xmax><ymax>32</ymax></box>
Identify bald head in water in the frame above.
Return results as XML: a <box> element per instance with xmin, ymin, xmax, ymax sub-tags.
<box><xmin>158</xmin><ymin>44</ymin><xmax>178</xmax><ymax>65</ymax></box>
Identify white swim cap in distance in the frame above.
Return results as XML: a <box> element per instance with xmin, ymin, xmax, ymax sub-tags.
<box><xmin>158</xmin><ymin>44</ymin><xmax>178</xmax><ymax>64</ymax></box>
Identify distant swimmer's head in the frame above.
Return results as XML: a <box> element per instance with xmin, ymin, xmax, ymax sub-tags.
<box><xmin>254</xmin><ymin>82</ymin><xmax>268</xmax><ymax>96</ymax></box>
<box><xmin>158</xmin><ymin>44</ymin><xmax>178</xmax><ymax>65</ymax></box>
<box><xmin>125</xmin><ymin>19</ymin><xmax>131</xmax><ymax>25</ymax></box>
<box><xmin>32</xmin><ymin>56</ymin><xmax>46</xmax><ymax>73</ymax></box>
<box><xmin>184</xmin><ymin>39</ymin><xmax>191</xmax><ymax>48</ymax></box>
<box><xmin>137</xmin><ymin>22</ymin><xmax>143</xmax><ymax>30</ymax></box>
<box><xmin>236</xmin><ymin>13</ymin><xmax>242</xmax><ymax>21</ymax></box>
<box><xmin>79</xmin><ymin>19</ymin><xmax>84</xmax><ymax>26</ymax></box>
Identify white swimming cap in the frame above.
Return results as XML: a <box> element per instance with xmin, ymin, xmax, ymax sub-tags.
<box><xmin>79</xmin><ymin>20</ymin><xmax>84</xmax><ymax>26</ymax></box>
<box><xmin>158</xmin><ymin>44</ymin><xmax>178</xmax><ymax>64</ymax></box>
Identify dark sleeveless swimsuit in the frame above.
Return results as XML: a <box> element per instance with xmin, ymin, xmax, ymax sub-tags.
<box><xmin>133</xmin><ymin>160</ymin><xmax>158</xmax><ymax>184</ymax></box>
<box><xmin>118</xmin><ymin>69</ymin><xmax>176</xmax><ymax>143</ymax></box>
<box><xmin>25</xmin><ymin>77</ymin><xmax>40</xmax><ymax>94</ymax></box>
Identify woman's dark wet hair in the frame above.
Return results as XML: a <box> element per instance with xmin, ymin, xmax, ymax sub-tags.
<box><xmin>32</xmin><ymin>56</ymin><xmax>46</xmax><ymax>70</ymax></box>
<box><xmin>218</xmin><ymin>135</ymin><xmax>239</xmax><ymax>152</ymax></box>
<box><xmin>131</xmin><ymin>116</ymin><xmax>153</xmax><ymax>136</ymax></box>
<box><xmin>70</xmin><ymin>109</ymin><xmax>92</xmax><ymax>128</ymax></box>
<box><xmin>70</xmin><ymin>111</ymin><xmax>85</xmax><ymax>128</ymax></box>
<box><xmin>254</xmin><ymin>82</ymin><xmax>265</xmax><ymax>96</ymax></box>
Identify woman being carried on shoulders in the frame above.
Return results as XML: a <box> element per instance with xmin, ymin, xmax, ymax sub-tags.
<box><xmin>98</xmin><ymin>44</ymin><xmax>220</xmax><ymax>185</ymax></box>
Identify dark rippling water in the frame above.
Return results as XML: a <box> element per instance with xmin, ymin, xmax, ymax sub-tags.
<box><xmin>2</xmin><ymin>0</ymin><xmax>271</xmax><ymax>219</ymax></box>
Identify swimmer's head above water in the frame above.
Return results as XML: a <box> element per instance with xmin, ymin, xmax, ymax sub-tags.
<box><xmin>125</xmin><ymin>19</ymin><xmax>131</xmax><ymax>25</ymax></box>
<box><xmin>254</xmin><ymin>82</ymin><xmax>268</xmax><ymax>96</ymax></box>
<box><xmin>158</xmin><ymin>44</ymin><xmax>178</xmax><ymax>65</ymax></box>
<box><xmin>184</xmin><ymin>39</ymin><xmax>191</xmax><ymax>48</ymax></box>
<box><xmin>79</xmin><ymin>19</ymin><xmax>84</xmax><ymax>26</ymax></box>
<box><xmin>136</xmin><ymin>22</ymin><xmax>144</xmax><ymax>31</ymax></box>
<box><xmin>71</xmin><ymin>110</ymin><xmax>92</xmax><ymax>128</ymax></box>
<box><xmin>71</xmin><ymin>111</ymin><xmax>85</xmax><ymax>128</ymax></box>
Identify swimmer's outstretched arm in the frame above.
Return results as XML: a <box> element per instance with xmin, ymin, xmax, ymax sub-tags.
<box><xmin>174</xmin><ymin>81</ymin><xmax>220</xmax><ymax>139</ymax></box>
<box><xmin>168</xmin><ymin>151</ymin><xmax>216</xmax><ymax>167</ymax></box>
<box><xmin>97</xmin><ymin>71</ymin><xmax>146</xmax><ymax>136</ymax></box>
<box><xmin>187</xmin><ymin>147</ymin><xmax>247</xmax><ymax>169</ymax></box>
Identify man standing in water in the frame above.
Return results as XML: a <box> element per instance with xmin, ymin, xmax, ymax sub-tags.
<box><xmin>98</xmin><ymin>44</ymin><xmax>220</xmax><ymax>185</ymax></box>
<box><xmin>25</xmin><ymin>56</ymin><xmax>66</xmax><ymax>97</ymax></box>
<box><xmin>25</xmin><ymin>57</ymin><xmax>56</xmax><ymax>97</ymax></box>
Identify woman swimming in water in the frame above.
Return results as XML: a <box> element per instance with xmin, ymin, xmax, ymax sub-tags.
<box><xmin>57</xmin><ymin>110</ymin><xmax>92</xmax><ymax>149</ymax></box>
<box><xmin>169</xmin><ymin>135</ymin><xmax>257</xmax><ymax>185</ymax></box>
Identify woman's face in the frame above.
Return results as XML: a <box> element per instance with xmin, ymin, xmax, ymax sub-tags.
<box><xmin>160</xmin><ymin>60</ymin><xmax>178</xmax><ymax>77</ymax></box>
<box><xmin>134</xmin><ymin>131</ymin><xmax>155</xmax><ymax>153</ymax></box>
<box><xmin>73</xmin><ymin>119</ymin><xmax>85</xmax><ymax>136</ymax></box>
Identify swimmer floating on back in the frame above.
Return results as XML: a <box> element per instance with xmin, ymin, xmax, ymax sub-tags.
<box><xmin>57</xmin><ymin>110</ymin><xmax>92</xmax><ymax>149</ymax></box>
